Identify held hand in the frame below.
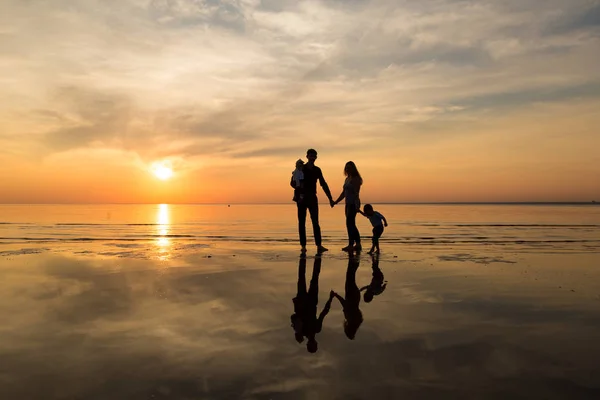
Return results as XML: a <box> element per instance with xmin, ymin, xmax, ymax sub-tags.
<box><xmin>329</xmin><ymin>290</ymin><xmax>336</xmax><ymax>298</ymax></box>
<box><xmin>329</xmin><ymin>199</ymin><xmax>335</xmax><ymax>208</ymax></box>
<box><xmin>384</xmin><ymin>223</ymin><xmax>388</xmax><ymax>227</ymax></box>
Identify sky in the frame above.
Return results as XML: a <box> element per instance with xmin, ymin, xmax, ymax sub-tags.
<box><xmin>1</xmin><ymin>0</ymin><xmax>599</xmax><ymax>203</ymax></box>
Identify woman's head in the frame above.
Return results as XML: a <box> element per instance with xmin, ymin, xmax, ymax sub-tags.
<box><xmin>344</xmin><ymin>161</ymin><xmax>362</xmax><ymax>182</ymax></box>
<box><xmin>343</xmin><ymin>310</ymin><xmax>364</xmax><ymax>340</ymax></box>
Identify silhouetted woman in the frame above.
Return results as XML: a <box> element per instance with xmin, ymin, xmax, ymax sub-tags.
<box><xmin>332</xmin><ymin>255</ymin><xmax>363</xmax><ymax>340</ymax></box>
<box><xmin>334</xmin><ymin>161</ymin><xmax>363</xmax><ymax>252</ymax></box>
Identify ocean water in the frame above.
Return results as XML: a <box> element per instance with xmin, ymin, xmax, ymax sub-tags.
<box><xmin>1</xmin><ymin>204</ymin><xmax>599</xmax><ymax>258</ymax></box>
<box><xmin>2</xmin><ymin>204</ymin><xmax>600</xmax><ymax>399</ymax></box>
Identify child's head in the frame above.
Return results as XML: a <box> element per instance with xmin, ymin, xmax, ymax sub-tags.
<box><xmin>363</xmin><ymin>289</ymin><xmax>374</xmax><ymax>303</ymax></box>
<box><xmin>363</xmin><ymin>204</ymin><xmax>374</xmax><ymax>216</ymax></box>
<box><xmin>295</xmin><ymin>159</ymin><xmax>304</xmax><ymax>169</ymax></box>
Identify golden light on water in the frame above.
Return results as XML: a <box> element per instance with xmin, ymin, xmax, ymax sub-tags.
<box><xmin>156</xmin><ymin>203</ymin><xmax>171</xmax><ymax>260</ymax></box>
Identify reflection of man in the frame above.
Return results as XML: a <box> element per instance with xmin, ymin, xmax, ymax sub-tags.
<box><xmin>291</xmin><ymin>255</ymin><xmax>334</xmax><ymax>353</ymax></box>
<box><xmin>290</xmin><ymin>148</ymin><xmax>334</xmax><ymax>253</ymax></box>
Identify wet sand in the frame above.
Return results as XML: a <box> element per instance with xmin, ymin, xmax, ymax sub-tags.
<box><xmin>2</xmin><ymin>243</ymin><xmax>600</xmax><ymax>399</ymax></box>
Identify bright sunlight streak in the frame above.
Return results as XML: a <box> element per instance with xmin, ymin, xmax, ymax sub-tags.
<box><xmin>151</xmin><ymin>161</ymin><xmax>173</xmax><ymax>181</ymax></box>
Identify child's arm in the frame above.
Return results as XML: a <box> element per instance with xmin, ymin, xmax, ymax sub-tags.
<box><xmin>358</xmin><ymin>210</ymin><xmax>366</xmax><ymax>216</ymax></box>
<box><xmin>380</xmin><ymin>213</ymin><xmax>388</xmax><ymax>227</ymax></box>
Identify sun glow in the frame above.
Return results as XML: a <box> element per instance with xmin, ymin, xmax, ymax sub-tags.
<box><xmin>151</xmin><ymin>161</ymin><xmax>173</xmax><ymax>180</ymax></box>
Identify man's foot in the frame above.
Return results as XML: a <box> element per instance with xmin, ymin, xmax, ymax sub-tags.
<box><xmin>317</xmin><ymin>246</ymin><xmax>329</xmax><ymax>253</ymax></box>
<box><xmin>354</xmin><ymin>245</ymin><xmax>362</xmax><ymax>252</ymax></box>
<box><xmin>341</xmin><ymin>245</ymin><xmax>353</xmax><ymax>252</ymax></box>
<box><xmin>301</xmin><ymin>247</ymin><xmax>307</xmax><ymax>253</ymax></box>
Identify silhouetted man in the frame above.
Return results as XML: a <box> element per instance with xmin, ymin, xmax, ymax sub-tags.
<box><xmin>290</xmin><ymin>148</ymin><xmax>334</xmax><ymax>253</ymax></box>
<box><xmin>291</xmin><ymin>255</ymin><xmax>334</xmax><ymax>353</ymax></box>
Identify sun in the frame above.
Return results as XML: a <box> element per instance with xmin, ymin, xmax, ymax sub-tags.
<box><xmin>151</xmin><ymin>162</ymin><xmax>173</xmax><ymax>180</ymax></box>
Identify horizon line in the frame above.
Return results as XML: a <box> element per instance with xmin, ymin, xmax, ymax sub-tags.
<box><xmin>0</xmin><ymin>201</ymin><xmax>597</xmax><ymax>206</ymax></box>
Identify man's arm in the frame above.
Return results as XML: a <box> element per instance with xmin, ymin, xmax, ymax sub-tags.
<box><xmin>317</xmin><ymin>295</ymin><xmax>334</xmax><ymax>325</ymax></box>
<box><xmin>317</xmin><ymin>168</ymin><xmax>333</xmax><ymax>201</ymax></box>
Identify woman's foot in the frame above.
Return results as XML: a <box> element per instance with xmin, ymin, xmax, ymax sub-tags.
<box><xmin>354</xmin><ymin>245</ymin><xmax>362</xmax><ymax>252</ymax></box>
<box><xmin>341</xmin><ymin>245</ymin><xmax>353</xmax><ymax>252</ymax></box>
<box><xmin>367</xmin><ymin>248</ymin><xmax>375</xmax><ymax>255</ymax></box>
<box><xmin>301</xmin><ymin>246</ymin><xmax>307</xmax><ymax>253</ymax></box>
<box><xmin>317</xmin><ymin>246</ymin><xmax>329</xmax><ymax>253</ymax></box>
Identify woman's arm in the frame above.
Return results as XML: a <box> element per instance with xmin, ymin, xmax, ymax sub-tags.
<box><xmin>334</xmin><ymin>191</ymin><xmax>345</xmax><ymax>204</ymax></box>
<box><xmin>332</xmin><ymin>292</ymin><xmax>346</xmax><ymax>307</ymax></box>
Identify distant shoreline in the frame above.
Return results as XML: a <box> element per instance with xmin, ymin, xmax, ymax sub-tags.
<box><xmin>1</xmin><ymin>202</ymin><xmax>598</xmax><ymax>206</ymax></box>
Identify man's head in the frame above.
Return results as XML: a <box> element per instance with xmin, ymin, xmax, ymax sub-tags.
<box><xmin>306</xmin><ymin>149</ymin><xmax>318</xmax><ymax>164</ymax></box>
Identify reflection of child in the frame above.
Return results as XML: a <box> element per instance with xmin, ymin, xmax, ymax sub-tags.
<box><xmin>292</xmin><ymin>159</ymin><xmax>305</xmax><ymax>202</ymax></box>
<box><xmin>358</xmin><ymin>204</ymin><xmax>388</xmax><ymax>254</ymax></box>
<box><xmin>361</xmin><ymin>254</ymin><xmax>387</xmax><ymax>303</ymax></box>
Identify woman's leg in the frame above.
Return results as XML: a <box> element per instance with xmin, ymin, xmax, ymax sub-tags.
<box><xmin>348</xmin><ymin>204</ymin><xmax>361</xmax><ymax>248</ymax></box>
<box><xmin>345</xmin><ymin>204</ymin><xmax>355</xmax><ymax>247</ymax></box>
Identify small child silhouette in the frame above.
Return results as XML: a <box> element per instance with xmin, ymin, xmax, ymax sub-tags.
<box><xmin>358</xmin><ymin>204</ymin><xmax>388</xmax><ymax>254</ymax></box>
<box><xmin>291</xmin><ymin>159</ymin><xmax>305</xmax><ymax>203</ymax></box>
<box><xmin>360</xmin><ymin>253</ymin><xmax>387</xmax><ymax>303</ymax></box>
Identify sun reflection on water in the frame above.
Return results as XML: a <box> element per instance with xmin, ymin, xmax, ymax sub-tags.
<box><xmin>156</xmin><ymin>204</ymin><xmax>171</xmax><ymax>260</ymax></box>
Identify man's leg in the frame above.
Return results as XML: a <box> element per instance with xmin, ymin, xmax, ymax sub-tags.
<box><xmin>297</xmin><ymin>202</ymin><xmax>308</xmax><ymax>248</ymax></box>
<box><xmin>307</xmin><ymin>202</ymin><xmax>322</xmax><ymax>247</ymax></box>
<box><xmin>298</xmin><ymin>256</ymin><xmax>307</xmax><ymax>295</ymax></box>
<box><xmin>308</xmin><ymin>256</ymin><xmax>322</xmax><ymax>303</ymax></box>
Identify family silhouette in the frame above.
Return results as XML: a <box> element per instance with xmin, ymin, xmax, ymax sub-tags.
<box><xmin>291</xmin><ymin>253</ymin><xmax>386</xmax><ymax>353</ymax></box>
<box><xmin>291</xmin><ymin>148</ymin><xmax>388</xmax><ymax>254</ymax></box>
<box><xmin>289</xmin><ymin>148</ymin><xmax>390</xmax><ymax>353</ymax></box>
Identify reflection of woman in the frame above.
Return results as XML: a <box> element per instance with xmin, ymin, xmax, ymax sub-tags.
<box><xmin>291</xmin><ymin>255</ymin><xmax>334</xmax><ymax>353</ymax></box>
<box><xmin>332</xmin><ymin>255</ymin><xmax>363</xmax><ymax>339</ymax></box>
<box><xmin>334</xmin><ymin>161</ymin><xmax>363</xmax><ymax>252</ymax></box>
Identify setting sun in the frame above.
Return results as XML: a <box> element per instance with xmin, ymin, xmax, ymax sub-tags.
<box><xmin>151</xmin><ymin>162</ymin><xmax>173</xmax><ymax>181</ymax></box>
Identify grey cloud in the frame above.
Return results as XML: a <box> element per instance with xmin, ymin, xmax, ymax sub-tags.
<box><xmin>148</xmin><ymin>0</ymin><xmax>247</xmax><ymax>33</ymax></box>
<box><xmin>448</xmin><ymin>82</ymin><xmax>600</xmax><ymax>111</ymax></box>
<box><xmin>545</xmin><ymin>3</ymin><xmax>600</xmax><ymax>35</ymax></box>
<box><xmin>43</xmin><ymin>87</ymin><xmax>132</xmax><ymax>151</ymax></box>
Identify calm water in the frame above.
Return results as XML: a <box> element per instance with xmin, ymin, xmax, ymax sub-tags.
<box><xmin>2</xmin><ymin>204</ymin><xmax>600</xmax><ymax>399</ymax></box>
<box><xmin>1</xmin><ymin>204</ymin><xmax>599</xmax><ymax>258</ymax></box>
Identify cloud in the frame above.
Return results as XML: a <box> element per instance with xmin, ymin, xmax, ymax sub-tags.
<box><xmin>545</xmin><ymin>3</ymin><xmax>600</xmax><ymax>35</ymax></box>
<box><xmin>43</xmin><ymin>87</ymin><xmax>133</xmax><ymax>151</ymax></box>
<box><xmin>0</xmin><ymin>0</ymin><xmax>599</xmax><ymax>201</ymax></box>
